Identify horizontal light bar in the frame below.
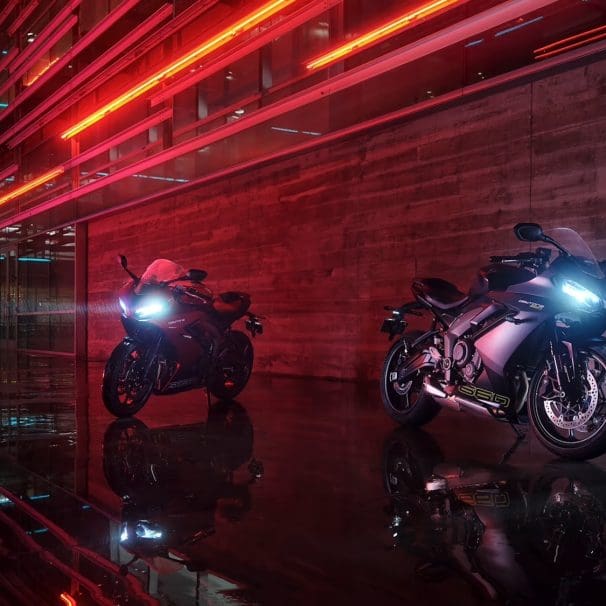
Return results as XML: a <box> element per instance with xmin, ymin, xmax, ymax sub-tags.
<box><xmin>0</xmin><ymin>0</ymin><xmax>19</xmax><ymax>29</ymax></box>
<box><xmin>0</xmin><ymin>0</ymin><xmax>146</xmax><ymax>137</ymax></box>
<box><xmin>0</xmin><ymin>164</ymin><xmax>18</xmax><ymax>181</ymax></box>
<box><xmin>9</xmin><ymin>0</ymin><xmax>81</xmax><ymax>75</ymax></box>
<box><xmin>61</xmin><ymin>0</ymin><xmax>297</xmax><ymax>139</ymax></box>
<box><xmin>0</xmin><ymin>0</ymin><xmax>562</xmax><ymax>230</ymax></box>
<box><xmin>534</xmin><ymin>24</ymin><xmax>606</xmax><ymax>60</ymax></box>
<box><xmin>151</xmin><ymin>0</ymin><xmax>341</xmax><ymax>106</ymax></box>
<box><xmin>0</xmin><ymin>47</ymin><xmax>18</xmax><ymax>73</ymax></box>
<box><xmin>64</xmin><ymin>108</ymin><xmax>172</xmax><ymax>171</ymax></box>
<box><xmin>18</xmin><ymin>257</ymin><xmax>52</xmax><ymax>263</ymax></box>
<box><xmin>0</xmin><ymin>167</ymin><xmax>64</xmax><ymax>207</ymax></box>
<box><xmin>494</xmin><ymin>15</ymin><xmax>543</xmax><ymax>37</ymax></box>
<box><xmin>7</xmin><ymin>0</ymin><xmax>38</xmax><ymax>37</ymax></box>
<box><xmin>306</xmin><ymin>0</ymin><xmax>462</xmax><ymax>70</ymax></box>
<box><xmin>0</xmin><ymin>15</ymin><xmax>77</xmax><ymax>98</ymax></box>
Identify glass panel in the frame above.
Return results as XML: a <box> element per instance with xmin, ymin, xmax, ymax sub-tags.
<box><xmin>17</xmin><ymin>313</ymin><xmax>74</xmax><ymax>353</ymax></box>
<box><xmin>17</xmin><ymin>226</ymin><xmax>75</xmax><ymax>313</ymax></box>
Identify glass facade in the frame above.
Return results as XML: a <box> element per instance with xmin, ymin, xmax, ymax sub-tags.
<box><xmin>1</xmin><ymin>0</ymin><xmax>605</xmax><ymax>355</ymax></box>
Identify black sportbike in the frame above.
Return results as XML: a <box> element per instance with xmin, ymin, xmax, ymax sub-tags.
<box><xmin>380</xmin><ymin>223</ymin><xmax>606</xmax><ymax>459</ymax></box>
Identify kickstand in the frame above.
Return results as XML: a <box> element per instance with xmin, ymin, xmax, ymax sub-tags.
<box><xmin>499</xmin><ymin>424</ymin><xmax>526</xmax><ymax>465</ymax></box>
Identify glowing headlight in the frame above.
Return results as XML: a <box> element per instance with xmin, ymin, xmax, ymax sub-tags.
<box><xmin>561</xmin><ymin>279</ymin><xmax>602</xmax><ymax>311</ymax></box>
<box><xmin>120</xmin><ymin>526</ymin><xmax>129</xmax><ymax>542</ymax></box>
<box><xmin>118</xmin><ymin>298</ymin><xmax>128</xmax><ymax>314</ymax></box>
<box><xmin>134</xmin><ymin>298</ymin><xmax>167</xmax><ymax>319</ymax></box>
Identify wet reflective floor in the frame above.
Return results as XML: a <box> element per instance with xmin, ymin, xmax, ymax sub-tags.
<box><xmin>1</xmin><ymin>356</ymin><xmax>606</xmax><ymax>605</ymax></box>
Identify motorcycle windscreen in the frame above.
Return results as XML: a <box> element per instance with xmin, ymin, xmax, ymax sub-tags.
<box><xmin>140</xmin><ymin>259</ymin><xmax>186</xmax><ymax>284</ymax></box>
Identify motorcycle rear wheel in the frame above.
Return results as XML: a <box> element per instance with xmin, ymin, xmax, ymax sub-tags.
<box><xmin>528</xmin><ymin>347</ymin><xmax>606</xmax><ymax>460</ymax></box>
<box><xmin>380</xmin><ymin>331</ymin><xmax>440</xmax><ymax>426</ymax></box>
<box><xmin>102</xmin><ymin>340</ymin><xmax>155</xmax><ymax>417</ymax></box>
<box><xmin>207</xmin><ymin>331</ymin><xmax>254</xmax><ymax>400</ymax></box>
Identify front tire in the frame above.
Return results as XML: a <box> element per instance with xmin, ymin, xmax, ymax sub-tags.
<box><xmin>207</xmin><ymin>331</ymin><xmax>254</xmax><ymax>400</ymax></box>
<box><xmin>102</xmin><ymin>340</ymin><xmax>155</xmax><ymax>417</ymax></box>
<box><xmin>380</xmin><ymin>332</ymin><xmax>440</xmax><ymax>426</ymax></box>
<box><xmin>528</xmin><ymin>347</ymin><xmax>606</xmax><ymax>460</ymax></box>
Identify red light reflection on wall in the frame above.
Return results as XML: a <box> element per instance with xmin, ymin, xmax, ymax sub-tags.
<box><xmin>61</xmin><ymin>0</ymin><xmax>297</xmax><ymax>140</ymax></box>
<box><xmin>306</xmin><ymin>0</ymin><xmax>461</xmax><ymax>70</ymax></box>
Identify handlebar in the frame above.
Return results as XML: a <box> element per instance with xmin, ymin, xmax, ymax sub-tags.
<box><xmin>489</xmin><ymin>247</ymin><xmax>551</xmax><ymax>270</ymax></box>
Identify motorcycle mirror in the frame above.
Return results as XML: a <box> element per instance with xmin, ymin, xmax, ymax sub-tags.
<box><xmin>187</xmin><ymin>269</ymin><xmax>208</xmax><ymax>282</ymax></box>
<box><xmin>514</xmin><ymin>223</ymin><xmax>544</xmax><ymax>242</ymax></box>
<box><xmin>118</xmin><ymin>254</ymin><xmax>128</xmax><ymax>269</ymax></box>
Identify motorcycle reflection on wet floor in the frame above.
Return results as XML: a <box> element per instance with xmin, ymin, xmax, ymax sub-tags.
<box><xmin>383</xmin><ymin>428</ymin><xmax>606</xmax><ymax>606</ymax></box>
<box><xmin>101</xmin><ymin>396</ymin><xmax>606</xmax><ymax>606</ymax></box>
<box><xmin>103</xmin><ymin>399</ymin><xmax>263</xmax><ymax>574</ymax></box>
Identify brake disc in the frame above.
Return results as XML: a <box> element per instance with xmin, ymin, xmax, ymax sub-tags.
<box><xmin>544</xmin><ymin>370</ymin><xmax>599</xmax><ymax>430</ymax></box>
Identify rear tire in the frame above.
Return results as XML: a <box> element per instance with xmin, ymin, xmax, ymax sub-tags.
<box><xmin>102</xmin><ymin>341</ymin><xmax>154</xmax><ymax>417</ymax></box>
<box><xmin>208</xmin><ymin>331</ymin><xmax>254</xmax><ymax>400</ymax></box>
<box><xmin>380</xmin><ymin>331</ymin><xmax>440</xmax><ymax>426</ymax></box>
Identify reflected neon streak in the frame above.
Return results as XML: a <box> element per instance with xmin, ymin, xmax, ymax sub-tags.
<box><xmin>306</xmin><ymin>0</ymin><xmax>461</xmax><ymax>70</ymax></box>
<box><xmin>0</xmin><ymin>167</ymin><xmax>64</xmax><ymax>207</ymax></box>
<box><xmin>61</xmin><ymin>0</ymin><xmax>297</xmax><ymax>140</ymax></box>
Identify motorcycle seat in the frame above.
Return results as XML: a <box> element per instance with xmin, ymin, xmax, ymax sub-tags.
<box><xmin>412</xmin><ymin>277</ymin><xmax>469</xmax><ymax>310</ymax></box>
<box><xmin>212</xmin><ymin>291</ymin><xmax>251</xmax><ymax>320</ymax></box>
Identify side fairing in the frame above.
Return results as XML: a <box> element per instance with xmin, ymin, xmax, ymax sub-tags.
<box><xmin>475</xmin><ymin>274</ymin><xmax>556</xmax><ymax>378</ymax></box>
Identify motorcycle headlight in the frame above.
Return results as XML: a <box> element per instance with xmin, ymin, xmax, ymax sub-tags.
<box><xmin>561</xmin><ymin>279</ymin><xmax>603</xmax><ymax>311</ymax></box>
<box><xmin>134</xmin><ymin>298</ymin><xmax>168</xmax><ymax>319</ymax></box>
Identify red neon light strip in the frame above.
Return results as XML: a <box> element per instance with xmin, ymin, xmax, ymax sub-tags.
<box><xmin>151</xmin><ymin>0</ymin><xmax>341</xmax><ymax>106</ymax></box>
<box><xmin>534</xmin><ymin>30</ymin><xmax>606</xmax><ymax>60</ymax></box>
<box><xmin>61</xmin><ymin>0</ymin><xmax>298</xmax><ymax>139</ymax></box>
<box><xmin>306</xmin><ymin>0</ymin><xmax>462</xmax><ymax>70</ymax></box>
<box><xmin>0</xmin><ymin>16</ymin><xmax>77</xmax><ymax>98</ymax></box>
<box><xmin>535</xmin><ymin>24</ymin><xmax>606</xmax><ymax>53</ymax></box>
<box><xmin>0</xmin><ymin>167</ymin><xmax>64</xmax><ymax>207</ymax></box>
<box><xmin>24</xmin><ymin>57</ymin><xmax>60</xmax><ymax>86</ymax></box>
<box><xmin>2</xmin><ymin>0</ymin><xmax>560</xmax><ymax>226</ymax></box>
<box><xmin>0</xmin><ymin>0</ymin><xmax>146</xmax><ymax>131</ymax></box>
<box><xmin>7</xmin><ymin>0</ymin><xmax>39</xmax><ymax>37</ymax></box>
<box><xmin>534</xmin><ymin>24</ymin><xmax>606</xmax><ymax>59</ymax></box>
<box><xmin>0</xmin><ymin>0</ymin><xmax>19</xmax><ymax>28</ymax></box>
<box><xmin>59</xmin><ymin>594</ymin><xmax>77</xmax><ymax>606</ymax></box>
<box><xmin>0</xmin><ymin>164</ymin><xmax>19</xmax><ymax>182</ymax></box>
<box><xmin>9</xmin><ymin>0</ymin><xmax>81</xmax><ymax>75</ymax></box>
<box><xmin>64</xmin><ymin>108</ymin><xmax>172</xmax><ymax>170</ymax></box>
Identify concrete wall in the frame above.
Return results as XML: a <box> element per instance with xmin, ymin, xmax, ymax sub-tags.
<box><xmin>87</xmin><ymin>57</ymin><xmax>606</xmax><ymax>381</ymax></box>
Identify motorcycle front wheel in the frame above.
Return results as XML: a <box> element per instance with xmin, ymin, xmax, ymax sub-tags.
<box><xmin>528</xmin><ymin>347</ymin><xmax>606</xmax><ymax>460</ymax></box>
<box><xmin>380</xmin><ymin>331</ymin><xmax>440</xmax><ymax>426</ymax></box>
<box><xmin>102</xmin><ymin>340</ymin><xmax>155</xmax><ymax>417</ymax></box>
<box><xmin>207</xmin><ymin>331</ymin><xmax>254</xmax><ymax>400</ymax></box>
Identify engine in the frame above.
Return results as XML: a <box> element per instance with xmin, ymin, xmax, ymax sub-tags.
<box><xmin>452</xmin><ymin>338</ymin><xmax>482</xmax><ymax>382</ymax></box>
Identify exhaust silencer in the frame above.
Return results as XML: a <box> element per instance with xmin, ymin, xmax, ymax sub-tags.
<box><xmin>423</xmin><ymin>380</ymin><xmax>493</xmax><ymax>418</ymax></box>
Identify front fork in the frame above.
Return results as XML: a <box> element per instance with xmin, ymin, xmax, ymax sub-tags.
<box><xmin>548</xmin><ymin>338</ymin><xmax>581</xmax><ymax>401</ymax></box>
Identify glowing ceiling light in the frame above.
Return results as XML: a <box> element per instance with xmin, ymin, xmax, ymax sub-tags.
<box><xmin>0</xmin><ymin>167</ymin><xmax>64</xmax><ymax>207</ymax></box>
<box><xmin>61</xmin><ymin>0</ymin><xmax>297</xmax><ymax>140</ymax></box>
<box><xmin>306</xmin><ymin>0</ymin><xmax>461</xmax><ymax>70</ymax></box>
